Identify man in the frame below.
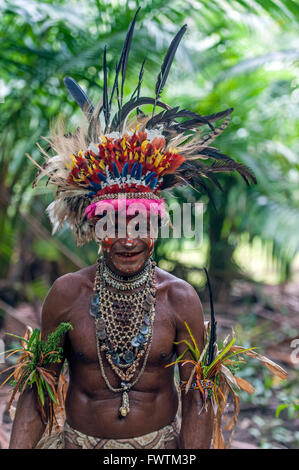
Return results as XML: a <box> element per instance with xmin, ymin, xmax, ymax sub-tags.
<box><xmin>8</xmin><ymin>11</ymin><xmax>255</xmax><ymax>449</ymax></box>
<box><xmin>9</xmin><ymin>214</ymin><xmax>213</xmax><ymax>449</ymax></box>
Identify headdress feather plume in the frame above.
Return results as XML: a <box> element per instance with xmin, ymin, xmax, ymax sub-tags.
<box><xmin>31</xmin><ymin>8</ymin><xmax>256</xmax><ymax>245</ymax></box>
<box><xmin>153</xmin><ymin>24</ymin><xmax>187</xmax><ymax>116</ymax></box>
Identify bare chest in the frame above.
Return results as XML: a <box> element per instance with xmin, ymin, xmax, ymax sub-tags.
<box><xmin>66</xmin><ymin>285</ymin><xmax>177</xmax><ymax>369</ymax></box>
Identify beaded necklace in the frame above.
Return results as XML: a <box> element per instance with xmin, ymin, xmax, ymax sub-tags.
<box><xmin>102</xmin><ymin>258</ymin><xmax>150</xmax><ymax>290</ymax></box>
<box><xmin>90</xmin><ymin>256</ymin><xmax>156</xmax><ymax>418</ymax></box>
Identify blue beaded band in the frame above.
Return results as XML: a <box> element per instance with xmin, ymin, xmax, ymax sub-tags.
<box><xmin>179</xmin><ymin>379</ymin><xmax>213</xmax><ymax>391</ymax></box>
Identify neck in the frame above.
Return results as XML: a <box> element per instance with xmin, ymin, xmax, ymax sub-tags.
<box><xmin>98</xmin><ymin>256</ymin><xmax>154</xmax><ymax>292</ymax></box>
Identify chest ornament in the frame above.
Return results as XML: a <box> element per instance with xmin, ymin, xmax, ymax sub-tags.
<box><xmin>90</xmin><ymin>255</ymin><xmax>156</xmax><ymax>418</ymax></box>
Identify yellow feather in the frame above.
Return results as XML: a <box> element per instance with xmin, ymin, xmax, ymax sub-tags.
<box><xmin>154</xmin><ymin>153</ymin><xmax>163</xmax><ymax>168</ymax></box>
<box><xmin>141</xmin><ymin>140</ymin><xmax>149</xmax><ymax>151</ymax></box>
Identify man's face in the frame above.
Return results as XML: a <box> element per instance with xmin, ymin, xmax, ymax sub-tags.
<box><xmin>99</xmin><ymin>214</ymin><xmax>157</xmax><ymax>276</ymax></box>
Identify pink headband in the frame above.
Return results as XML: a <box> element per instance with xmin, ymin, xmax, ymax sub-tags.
<box><xmin>85</xmin><ymin>198</ymin><xmax>165</xmax><ymax>219</ymax></box>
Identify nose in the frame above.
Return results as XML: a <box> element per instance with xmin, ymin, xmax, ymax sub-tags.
<box><xmin>119</xmin><ymin>236</ymin><xmax>138</xmax><ymax>248</ymax></box>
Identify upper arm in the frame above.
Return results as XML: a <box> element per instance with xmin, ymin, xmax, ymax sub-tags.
<box><xmin>169</xmin><ymin>280</ymin><xmax>205</xmax><ymax>381</ymax></box>
<box><xmin>40</xmin><ymin>274</ymin><xmax>75</xmax><ymax>376</ymax></box>
<box><xmin>41</xmin><ymin>275</ymin><xmax>71</xmax><ymax>338</ymax></box>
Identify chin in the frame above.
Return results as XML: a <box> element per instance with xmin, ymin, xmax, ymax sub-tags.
<box><xmin>112</xmin><ymin>252</ymin><xmax>149</xmax><ymax>275</ymax></box>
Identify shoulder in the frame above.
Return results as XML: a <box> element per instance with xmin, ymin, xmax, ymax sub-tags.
<box><xmin>41</xmin><ymin>264</ymin><xmax>96</xmax><ymax>327</ymax></box>
<box><xmin>51</xmin><ymin>264</ymin><xmax>96</xmax><ymax>294</ymax></box>
<box><xmin>156</xmin><ymin>267</ymin><xmax>204</xmax><ymax>325</ymax></box>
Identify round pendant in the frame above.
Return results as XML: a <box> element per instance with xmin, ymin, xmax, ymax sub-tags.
<box><xmin>91</xmin><ymin>295</ymin><xmax>99</xmax><ymax>307</ymax></box>
<box><xmin>110</xmin><ymin>352</ymin><xmax>120</xmax><ymax>365</ymax></box>
<box><xmin>131</xmin><ymin>336</ymin><xmax>140</xmax><ymax>347</ymax></box>
<box><xmin>124</xmin><ymin>351</ymin><xmax>134</xmax><ymax>364</ymax></box>
<box><xmin>90</xmin><ymin>295</ymin><xmax>100</xmax><ymax>316</ymax></box>
<box><xmin>97</xmin><ymin>329</ymin><xmax>107</xmax><ymax>340</ymax></box>
<box><xmin>137</xmin><ymin>333</ymin><xmax>146</xmax><ymax>344</ymax></box>
<box><xmin>140</xmin><ymin>324</ymin><xmax>149</xmax><ymax>335</ymax></box>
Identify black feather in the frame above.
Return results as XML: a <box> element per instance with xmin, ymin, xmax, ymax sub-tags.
<box><xmin>155</xmin><ymin>25</ymin><xmax>187</xmax><ymax>99</ymax></box>
<box><xmin>169</xmin><ymin>117</ymin><xmax>214</xmax><ymax>132</ymax></box>
<box><xmin>64</xmin><ymin>77</ymin><xmax>94</xmax><ymax>118</ymax></box>
<box><xmin>203</xmin><ymin>268</ymin><xmax>217</xmax><ymax>366</ymax></box>
<box><xmin>190</xmin><ymin>174</ymin><xmax>216</xmax><ymax>209</ymax></box>
<box><xmin>175</xmin><ymin>165</ymin><xmax>217</xmax><ymax>208</ymax></box>
<box><xmin>108</xmin><ymin>56</ymin><xmax>122</xmax><ymax>112</ymax></box>
<box><xmin>129</xmin><ymin>58</ymin><xmax>146</xmax><ymax>116</ymax></box>
<box><xmin>110</xmin><ymin>96</ymin><xmax>170</xmax><ymax>131</ymax></box>
<box><xmin>146</xmin><ymin>106</ymin><xmax>180</xmax><ymax>129</ymax></box>
<box><xmin>204</xmin><ymin>108</ymin><xmax>234</xmax><ymax>123</ymax></box>
<box><xmin>120</xmin><ymin>7</ymin><xmax>141</xmax><ymax>107</ymax></box>
<box><xmin>162</xmin><ymin>108</ymin><xmax>233</xmax><ymax>133</ymax></box>
<box><xmin>197</xmin><ymin>147</ymin><xmax>234</xmax><ymax>161</ymax></box>
<box><xmin>181</xmin><ymin>161</ymin><xmax>224</xmax><ymax>193</ymax></box>
<box><xmin>159</xmin><ymin>108</ymin><xmax>215</xmax><ymax>131</ymax></box>
<box><xmin>153</xmin><ymin>25</ymin><xmax>187</xmax><ymax>115</ymax></box>
<box><xmin>159</xmin><ymin>173</ymin><xmax>181</xmax><ymax>189</ymax></box>
<box><xmin>103</xmin><ymin>45</ymin><xmax>110</xmax><ymax>131</ymax></box>
<box><xmin>130</xmin><ymin>58</ymin><xmax>146</xmax><ymax>101</ymax></box>
<box><xmin>210</xmin><ymin>160</ymin><xmax>257</xmax><ymax>184</ymax></box>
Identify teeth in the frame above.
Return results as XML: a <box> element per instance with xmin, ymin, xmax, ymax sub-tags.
<box><xmin>118</xmin><ymin>253</ymin><xmax>140</xmax><ymax>257</ymax></box>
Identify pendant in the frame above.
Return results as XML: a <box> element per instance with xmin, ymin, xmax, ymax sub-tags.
<box><xmin>119</xmin><ymin>390</ymin><xmax>130</xmax><ymax>418</ymax></box>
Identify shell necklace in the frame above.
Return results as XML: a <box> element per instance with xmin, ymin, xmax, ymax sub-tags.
<box><xmin>90</xmin><ymin>256</ymin><xmax>156</xmax><ymax>418</ymax></box>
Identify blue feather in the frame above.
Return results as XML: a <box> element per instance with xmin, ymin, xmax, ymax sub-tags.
<box><xmin>89</xmin><ymin>182</ymin><xmax>102</xmax><ymax>191</ymax></box>
<box><xmin>96</xmin><ymin>172</ymin><xmax>107</xmax><ymax>182</ymax></box>
<box><xmin>150</xmin><ymin>177</ymin><xmax>158</xmax><ymax>189</ymax></box>
<box><xmin>113</xmin><ymin>162</ymin><xmax>120</xmax><ymax>178</ymax></box>
<box><xmin>122</xmin><ymin>162</ymin><xmax>129</xmax><ymax>177</ymax></box>
<box><xmin>130</xmin><ymin>162</ymin><xmax>138</xmax><ymax>177</ymax></box>
<box><xmin>144</xmin><ymin>172</ymin><xmax>156</xmax><ymax>185</ymax></box>
<box><xmin>136</xmin><ymin>163</ymin><xmax>142</xmax><ymax>180</ymax></box>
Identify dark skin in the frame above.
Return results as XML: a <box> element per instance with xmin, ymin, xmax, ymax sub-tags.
<box><xmin>9</xmin><ymin>228</ymin><xmax>213</xmax><ymax>449</ymax></box>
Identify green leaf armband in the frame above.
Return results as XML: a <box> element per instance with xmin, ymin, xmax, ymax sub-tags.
<box><xmin>0</xmin><ymin>322</ymin><xmax>73</xmax><ymax>432</ymax></box>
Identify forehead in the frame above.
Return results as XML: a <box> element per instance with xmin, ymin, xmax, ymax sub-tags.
<box><xmin>95</xmin><ymin>211</ymin><xmax>159</xmax><ymax>241</ymax></box>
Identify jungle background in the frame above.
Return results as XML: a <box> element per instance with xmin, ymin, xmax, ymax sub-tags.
<box><xmin>0</xmin><ymin>0</ymin><xmax>298</xmax><ymax>449</ymax></box>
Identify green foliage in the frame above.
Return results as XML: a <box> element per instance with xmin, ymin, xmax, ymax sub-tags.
<box><xmin>42</xmin><ymin>322</ymin><xmax>73</xmax><ymax>361</ymax></box>
<box><xmin>0</xmin><ymin>321</ymin><xmax>72</xmax><ymax>425</ymax></box>
<box><xmin>276</xmin><ymin>401</ymin><xmax>299</xmax><ymax>419</ymax></box>
<box><xmin>5</xmin><ymin>321</ymin><xmax>73</xmax><ymax>386</ymax></box>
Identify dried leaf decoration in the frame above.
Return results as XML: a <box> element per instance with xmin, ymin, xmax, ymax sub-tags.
<box><xmin>166</xmin><ymin>322</ymin><xmax>288</xmax><ymax>449</ymax></box>
<box><xmin>234</xmin><ymin>376</ymin><xmax>255</xmax><ymax>394</ymax></box>
<box><xmin>0</xmin><ymin>322</ymin><xmax>72</xmax><ymax>435</ymax></box>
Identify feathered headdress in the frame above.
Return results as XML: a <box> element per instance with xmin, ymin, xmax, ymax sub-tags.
<box><xmin>32</xmin><ymin>8</ymin><xmax>256</xmax><ymax>245</ymax></box>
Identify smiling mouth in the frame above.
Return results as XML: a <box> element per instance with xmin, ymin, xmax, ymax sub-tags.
<box><xmin>115</xmin><ymin>251</ymin><xmax>143</xmax><ymax>260</ymax></box>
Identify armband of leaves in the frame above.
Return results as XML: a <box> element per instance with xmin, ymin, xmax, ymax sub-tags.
<box><xmin>0</xmin><ymin>322</ymin><xmax>73</xmax><ymax>433</ymax></box>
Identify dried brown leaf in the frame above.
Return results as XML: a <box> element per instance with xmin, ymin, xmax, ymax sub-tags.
<box><xmin>235</xmin><ymin>376</ymin><xmax>255</xmax><ymax>394</ymax></box>
<box><xmin>221</xmin><ymin>365</ymin><xmax>240</xmax><ymax>389</ymax></box>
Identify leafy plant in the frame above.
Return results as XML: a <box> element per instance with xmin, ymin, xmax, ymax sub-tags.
<box><xmin>166</xmin><ymin>322</ymin><xmax>288</xmax><ymax>448</ymax></box>
<box><xmin>0</xmin><ymin>322</ymin><xmax>72</xmax><ymax>433</ymax></box>
<box><xmin>276</xmin><ymin>401</ymin><xmax>299</xmax><ymax>419</ymax></box>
